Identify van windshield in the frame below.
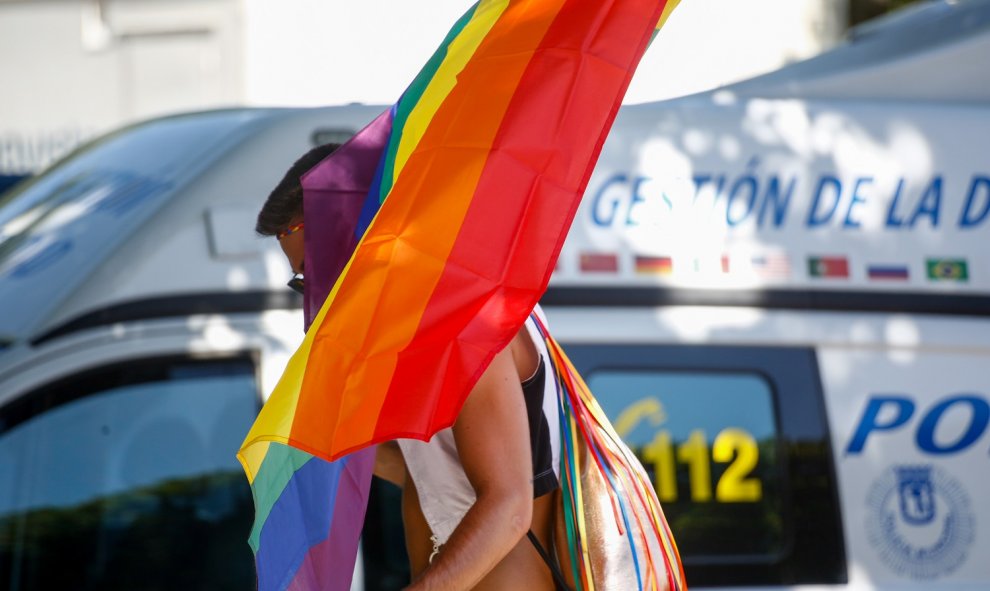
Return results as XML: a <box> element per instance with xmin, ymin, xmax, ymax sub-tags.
<box><xmin>0</xmin><ymin>110</ymin><xmax>268</xmax><ymax>343</ymax></box>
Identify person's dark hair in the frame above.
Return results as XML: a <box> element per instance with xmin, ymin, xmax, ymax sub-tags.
<box><xmin>256</xmin><ymin>142</ymin><xmax>341</xmax><ymax>236</ymax></box>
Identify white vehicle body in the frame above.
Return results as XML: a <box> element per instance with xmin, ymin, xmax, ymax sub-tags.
<box><xmin>0</xmin><ymin>1</ymin><xmax>987</xmax><ymax>589</ymax></box>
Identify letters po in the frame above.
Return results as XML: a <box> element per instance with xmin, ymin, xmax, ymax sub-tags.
<box><xmin>846</xmin><ymin>394</ymin><xmax>990</xmax><ymax>455</ymax></box>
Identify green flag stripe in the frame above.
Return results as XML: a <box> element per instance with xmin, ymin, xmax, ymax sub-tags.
<box><xmin>247</xmin><ymin>443</ymin><xmax>316</xmax><ymax>552</ymax></box>
<box><xmin>378</xmin><ymin>2</ymin><xmax>482</xmax><ymax>203</ymax></box>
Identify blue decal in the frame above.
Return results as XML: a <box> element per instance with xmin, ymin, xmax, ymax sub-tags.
<box><xmin>591</xmin><ymin>173</ymin><xmax>628</xmax><ymax>226</ymax></box>
<box><xmin>848</xmin><ymin>394</ymin><xmax>990</xmax><ymax>456</ymax></box>
<box><xmin>908</xmin><ymin>176</ymin><xmax>943</xmax><ymax>228</ymax></box>
<box><xmin>866</xmin><ymin>464</ymin><xmax>974</xmax><ymax>580</ymax></box>
<box><xmin>896</xmin><ymin>466</ymin><xmax>936</xmax><ymax>525</ymax></box>
<box><xmin>885</xmin><ymin>179</ymin><xmax>907</xmax><ymax>228</ymax></box>
<box><xmin>587</xmin><ymin>169</ymin><xmax>989</xmax><ymax>230</ymax></box>
<box><xmin>846</xmin><ymin>396</ymin><xmax>915</xmax><ymax>454</ymax></box>
<box><xmin>626</xmin><ymin>176</ymin><xmax>648</xmax><ymax>226</ymax></box>
<box><xmin>916</xmin><ymin>395</ymin><xmax>990</xmax><ymax>455</ymax></box>
<box><xmin>843</xmin><ymin>177</ymin><xmax>872</xmax><ymax>229</ymax></box>
<box><xmin>806</xmin><ymin>176</ymin><xmax>842</xmax><ymax>227</ymax></box>
<box><xmin>959</xmin><ymin>176</ymin><xmax>990</xmax><ymax>228</ymax></box>
<box><xmin>758</xmin><ymin>175</ymin><xmax>794</xmax><ymax>227</ymax></box>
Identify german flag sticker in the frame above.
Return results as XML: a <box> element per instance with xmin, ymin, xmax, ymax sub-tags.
<box><xmin>635</xmin><ymin>255</ymin><xmax>673</xmax><ymax>276</ymax></box>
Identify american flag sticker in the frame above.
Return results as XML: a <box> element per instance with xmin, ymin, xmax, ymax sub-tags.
<box><xmin>867</xmin><ymin>264</ymin><xmax>910</xmax><ymax>281</ymax></box>
<box><xmin>635</xmin><ymin>255</ymin><xmax>673</xmax><ymax>275</ymax></box>
<box><xmin>722</xmin><ymin>253</ymin><xmax>789</xmax><ymax>278</ymax></box>
<box><xmin>750</xmin><ymin>254</ymin><xmax>790</xmax><ymax>278</ymax></box>
<box><xmin>579</xmin><ymin>252</ymin><xmax>619</xmax><ymax>273</ymax></box>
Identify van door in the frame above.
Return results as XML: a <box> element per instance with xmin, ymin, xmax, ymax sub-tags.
<box><xmin>564</xmin><ymin>343</ymin><xmax>846</xmax><ymax>587</ymax></box>
<box><xmin>0</xmin><ymin>354</ymin><xmax>259</xmax><ymax>590</ymax></box>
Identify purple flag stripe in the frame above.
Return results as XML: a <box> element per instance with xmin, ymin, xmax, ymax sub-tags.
<box><xmin>256</xmin><ymin>449</ymin><xmax>373</xmax><ymax>591</ymax></box>
<box><xmin>301</xmin><ymin>109</ymin><xmax>394</xmax><ymax>330</ymax></box>
<box><xmin>286</xmin><ymin>448</ymin><xmax>376</xmax><ymax>591</ymax></box>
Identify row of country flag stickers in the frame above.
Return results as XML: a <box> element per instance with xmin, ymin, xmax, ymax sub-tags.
<box><xmin>572</xmin><ymin>253</ymin><xmax>971</xmax><ymax>282</ymax></box>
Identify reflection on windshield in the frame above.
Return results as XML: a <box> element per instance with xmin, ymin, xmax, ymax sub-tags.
<box><xmin>0</xmin><ymin>112</ymin><xmax>256</xmax><ymax>247</ymax></box>
<box><xmin>0</xmin><ymin>171</ymin><xmax>171</xmax><ymax>276</ymax></box>
<box><xmin>0</xmin><ymin>110</ymin><xmax>264</xmax><ymax>341</ymax></box>
<box><xmin>0</xmin><ymin>376</ymin><xmax>255</xmax><ymax>514</ymax></box>
<box><xmin>0</xmin><ymin>357</ymin><xmax>258</xmax><ymax>590</ymax></box>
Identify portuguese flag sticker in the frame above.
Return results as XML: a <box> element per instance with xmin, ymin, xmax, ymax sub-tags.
<box><xmin>926</xmin><ymin>259</ymin><xmax>969</xmax><ymax>281</ymax></box>
<box><xmin>808</xmin><ymin>256</ymin><xmax>850</xmax><ymax>278</ymax></box>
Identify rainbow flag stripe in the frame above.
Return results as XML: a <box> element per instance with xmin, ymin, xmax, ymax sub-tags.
<box><xmin>247</xmin><ymin>445</ymin><xmax>374</xmax><ymax>591</ymax></box>
<box><xmin>239</xmin><ymin>1</ymin><xmax>682</xmax><ymax>589</ymax></box>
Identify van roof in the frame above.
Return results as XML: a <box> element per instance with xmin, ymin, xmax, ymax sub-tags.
<box><xmin>718</xmin><ymin>0</ymin><xmax>990</xmax><ymax>103</ymax></box>
<box><xmin>0</xmin><ymin>105</ymin><xmax>383</xmax><ymax>348</ymax></box>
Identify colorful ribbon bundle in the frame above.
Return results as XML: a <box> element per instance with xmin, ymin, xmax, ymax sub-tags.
<box><xmin>532</xmin><ymin>316</ymin><xmax>686</xmax><ymax>591</ymax></box>
<box><xmin>239</xmin><ymin>1</ymin><xmax>683</xmax><ymax>589</ymax></box>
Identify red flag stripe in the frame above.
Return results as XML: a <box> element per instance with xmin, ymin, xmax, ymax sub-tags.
<box><xmin>374</xmin><ymin>0</ymin><xmax>667</xmax><ymax>442</ymax></box>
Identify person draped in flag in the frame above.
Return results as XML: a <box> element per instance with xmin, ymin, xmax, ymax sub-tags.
<box><xmin>255</xmin><ymin>143</ymin><xmax>568</xmax><ymax>590</ymax></box>
<box><xmin>240</xmin><ymin>2</ymin><xmax>688</xmax><ymax>590</ymax></box>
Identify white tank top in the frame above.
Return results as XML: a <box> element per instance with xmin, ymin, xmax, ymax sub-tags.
<box><xmin>397</xmin><ymin>306</ymin><xmax>560</xmax><ymax>544</ymax></box>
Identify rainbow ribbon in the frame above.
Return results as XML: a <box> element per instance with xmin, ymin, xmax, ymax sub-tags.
<box><xmin>533</xmin><ymin>315</ymin><xmax>687</xmax><ymax>591</ymax></box>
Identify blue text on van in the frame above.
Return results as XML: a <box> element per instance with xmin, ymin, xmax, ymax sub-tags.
<box><xmin>846</xmin><ymin>394</ymin><xmax>990</xmax><ymax>455</ymax></box>
<box><xmin>590</xmin><ymin>172</ymin><xmax>990</xmax><ymax>230</ymax></box>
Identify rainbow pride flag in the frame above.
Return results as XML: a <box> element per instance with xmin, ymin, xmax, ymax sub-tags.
<box><xmin>239</xmin><ymin>1</ymin><xmax>682</xmax><ymax>589</ymax></box>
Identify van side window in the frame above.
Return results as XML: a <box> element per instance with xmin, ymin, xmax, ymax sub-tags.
<box><xmin>588</xmin><ymin>371</ymin><xmax>784</xmax><ymax>558</ymax></box>
<box><xmin>0</xmin><ymin>356</ymin><xmax>258</xmax><ymax>591</ymax></box>
<box><xmin>566</xmin><ymin>344</ymin><xmax>846</xmax><ymax>586</ymax></box>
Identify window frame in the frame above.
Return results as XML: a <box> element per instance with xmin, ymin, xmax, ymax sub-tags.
<box><xmin>586</xmin><ymin>366</ymin><xmax>787</xmax><ymax>564</ymax></box>
<box><xmin>0</xmin><ymin>351</ymin><xmax>261</xmax><ymax>437</ymax></box>
<box><xmin>0</xmin><ymin>351</ymin><xmax>263</xmax><ymax>591</ymax></box>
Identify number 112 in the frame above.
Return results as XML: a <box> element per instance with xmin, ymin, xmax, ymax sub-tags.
<box><xmin>641</xmin><ymin>428</ymin><xmax>763</xmax><ymax>503</ymax></box>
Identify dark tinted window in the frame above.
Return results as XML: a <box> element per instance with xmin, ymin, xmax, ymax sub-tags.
<box><xmin>566</xmin><ymin>344</ymin><xmax>846</xmax><ymax>587</ymax></box>
<box><xmin>589</xmin><ymin>371</ymin><xmax>784</xmax><ymax>559</ymax></box>
<box><xmin>0</xmin><ymin>356</ymin><xmax>258</xmax><ymax>591</ymax></box>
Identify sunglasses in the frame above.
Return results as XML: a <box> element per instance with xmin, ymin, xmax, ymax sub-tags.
<box><xmin>288</xmin><ymin>274</ymin><xmax>304</xmax><ymax>295</ymax></box>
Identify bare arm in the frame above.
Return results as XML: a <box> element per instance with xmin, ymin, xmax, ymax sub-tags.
<box><xmin>374</xmin><ymin>441</ymin><xmax>406</xmax><ymax>487</ymax></box>
<box><xmin>405</xmin><ymin>335</ymin><xmax>535</xmax><ymax>590</ymax></box>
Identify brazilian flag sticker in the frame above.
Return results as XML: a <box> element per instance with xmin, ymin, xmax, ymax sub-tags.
<box><xmin>926</xmin><ymin>259</ymin><xmax>969</xmax><ymax>281</ymax></box>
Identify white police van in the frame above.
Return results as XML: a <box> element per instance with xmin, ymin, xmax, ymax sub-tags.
<box><xmin>1</xmin><ymin>1</ymin><xmax>988</xmax><ymax>589</ymax></box>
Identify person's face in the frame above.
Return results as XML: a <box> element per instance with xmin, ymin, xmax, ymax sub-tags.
<box><xmin>278</xmin><ymin>218</ymin><xmax>305</xmax><ymax>275</ymax></box>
